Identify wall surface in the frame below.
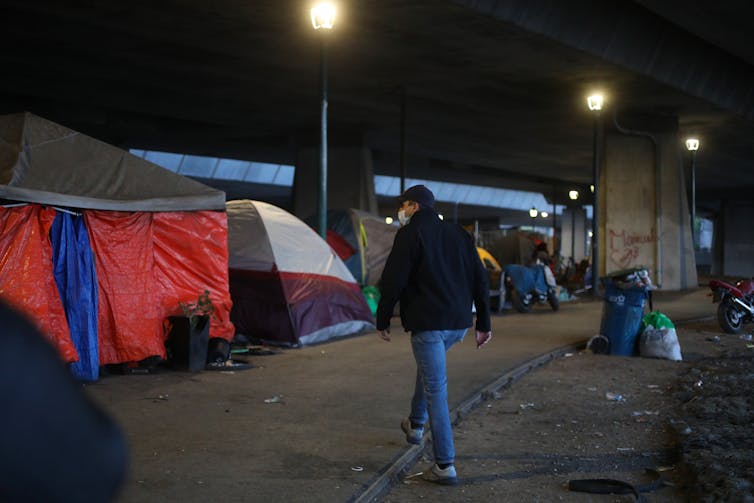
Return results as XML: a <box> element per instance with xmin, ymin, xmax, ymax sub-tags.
<box><xmin>602</xmin><ymin>132</ymin><xmax>697</xmax><ymax>290</ymax></box>
<box><xmin>603</xmin><ymin>135</ymin><xmax>658</xmax><ymax>275</ymax></box>
<box><xmin>721</xmin><ymin>201</ymin><xmax>754</xmax><ymax>277</ymax></box>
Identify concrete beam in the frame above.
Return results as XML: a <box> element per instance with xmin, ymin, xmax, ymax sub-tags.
<box><xmin>455</xmin><ymin>0</ymin><xmax>754</xmax><ymax>119</ymax></box>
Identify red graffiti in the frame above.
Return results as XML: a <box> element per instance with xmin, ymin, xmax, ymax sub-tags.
<box><xmin>608</xmin><ymin>228</ymin><xmax>655</xmax><ymax>269</ymax></box>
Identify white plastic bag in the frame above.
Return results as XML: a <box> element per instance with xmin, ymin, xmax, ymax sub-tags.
<box><xmin>639</xmin><ymin>327</ymin><xmax>682</xmax><ymax>361</ymax></box>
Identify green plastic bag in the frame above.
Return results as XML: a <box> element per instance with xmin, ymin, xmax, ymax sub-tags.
<box><xmin>362</xmin><ymin>286</ymin><xmax>380</xmax><ymax>316</ymax></box>
<box><xmin>641</xmin><ymin>311</ymin><xmax>674</xmax><ymax>330</ymax></box>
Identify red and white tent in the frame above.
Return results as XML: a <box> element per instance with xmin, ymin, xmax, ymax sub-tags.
<box><xmin>227</xmin><ymin>200</ymin><xmax>374</xmax><ymax>346</ymax></box>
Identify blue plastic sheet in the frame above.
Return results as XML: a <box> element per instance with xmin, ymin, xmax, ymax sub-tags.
<box><xmin>528</xmin><ymin>264</ymin><xmax>549</xmax><ymax>293</ymax></box>
<box><xmin>51</xmin><ymin>213</ymin><xmax>99</xmax><ymax>381</ymax></box>
<box><xmin>503</xmin><ymin>264</ymin><xmax>536</xmax><ymax>294</ymax></box>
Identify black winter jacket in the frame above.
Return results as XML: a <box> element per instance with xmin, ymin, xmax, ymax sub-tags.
<box><xmin>375</xmin><ymin>207</ymin><xmax>490</xmax><ymax>333</ymax></box>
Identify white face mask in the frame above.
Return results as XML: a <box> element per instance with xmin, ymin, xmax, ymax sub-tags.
<box><xmin>397</xmin><ymin>209</ymin><xmax>410</xmax><ymax>226</ymax></box>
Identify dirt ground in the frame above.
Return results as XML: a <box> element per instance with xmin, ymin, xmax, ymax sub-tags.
<box><xmin>383</xmin><ymin>319</ymin><xmax>754</xmax><ymax>502</ymax></box>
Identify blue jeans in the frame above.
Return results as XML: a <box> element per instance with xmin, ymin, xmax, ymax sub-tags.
<box><xmin>409</xmin><ymin>329</ymin><xmax>467</xmax><ymax>465</ymax></box>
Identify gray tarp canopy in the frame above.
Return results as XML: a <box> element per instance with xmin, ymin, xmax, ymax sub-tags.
<box><xmin>0</xmin><ymin>112</ymin><xmax>225</xmax><ymax>211</ymax></box>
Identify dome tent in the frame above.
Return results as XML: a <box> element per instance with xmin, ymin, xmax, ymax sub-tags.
<box><xmin>227</xmin><ymin>200</ymin><xmax>374</xmax><ymax>346</ymax></box>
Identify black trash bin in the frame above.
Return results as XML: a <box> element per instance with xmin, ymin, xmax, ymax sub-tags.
<box><xmin>165</xmin><ymin>315</ymin><xmax>209</xmax><ymax>371</ymax></box>
<box><xmin>599</xmin><ymin>272</ymin><xmax>650</xmax><ymax>356</ymax></box>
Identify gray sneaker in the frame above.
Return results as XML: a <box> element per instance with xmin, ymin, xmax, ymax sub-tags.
<box><xmin>426</xmin><ymin>464</ymin><xmax>458</xmax><ymax>485</ymax></box>
<box><xmin>400</xmin><ymin>418</ymin><xmax>423</xmax><ymax>445</ymax></box>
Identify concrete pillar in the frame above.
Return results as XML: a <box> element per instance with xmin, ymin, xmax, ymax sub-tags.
<box><xmin>292</xmin><ymin>145</ymin><xmax>378</xmax><ymax>220</ymax></box>
<box><xmin>659</xmin><ymin>132</ymin><xmax>697</xmax><ymax>289</ymax></box>
<box><xmin>716</xmin><ymin>200</ymin><xmax>754</xmax><ymax>277</ymax></box>
<box><xmin>560</xmin><ymin>207</ymin><xmax>587</xmax><ymax>264</ymax></box>
<box><xmin>601</xmin><ymin>122</ymin><xmax>697</xmax><ymax>290</ymax></box>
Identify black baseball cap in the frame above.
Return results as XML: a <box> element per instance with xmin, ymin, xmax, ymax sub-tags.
<box><xmin>397</xmin><ymin>184</ymin><xmax>435</xmax><ymax>208</ymax></box>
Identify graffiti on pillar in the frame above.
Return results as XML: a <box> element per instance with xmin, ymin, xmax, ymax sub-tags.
<box><xmin>608</xmin><ymin>228</ymin><xmax>656</xmax><ymax>269</ymax></box>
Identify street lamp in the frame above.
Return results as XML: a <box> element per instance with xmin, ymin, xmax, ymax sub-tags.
<box><xmin>568</xmin><ymin>190</ymin><xmax>579</xmax><ymax>200</ymax></box>
<box><xmin>529</xmin><ymin>207</ymin><xmax>538</xmax><ymax>218</ymax></box>
<box><xmin>685</xmin><ymin>137</ymin><xmax>700</xmax><ymax>246</ymax></box>
<box><xmin>311</xmin><ymin>3</ymin><xmax>335</xmax><ymax>29</ymax></box>
<box><xmin>587</xmin><ymin>94</ymin><xmax>603</xmax><ymax>112</ymax></box>
<box><xmin>587</xmin><ymin>93</ymin><xmax>603</xmax><ymax>296</ymax></box>
<box><xmin>311</xmin><ymin>2</ymin><xmax>336</xmax><ymax>240</ymax></box>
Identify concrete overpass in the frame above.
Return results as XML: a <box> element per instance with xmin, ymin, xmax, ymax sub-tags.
<box><xmin>1</xmin><ymin>0</ymin><xmax>753</xmax><ymax>282</ymax></box>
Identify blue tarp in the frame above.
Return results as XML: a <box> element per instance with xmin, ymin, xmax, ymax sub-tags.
<box><xmin>503</xmin><ymin>264</ymin><xmax>548</xmax><ymax>294</ymax></box>
<box><xmin>503</xmin><ymin>264</ymin><xmax>534</xmax><ymax>294</ymax></box>
<box><xmin>528</xmin><ymin>265</ymin><xmax>549</xmax><ymax>293</ymax></box>
<box><xmin>51</xmin><ymin>212</ymin><xmax>99</xmax><ymax>381</ymax></box>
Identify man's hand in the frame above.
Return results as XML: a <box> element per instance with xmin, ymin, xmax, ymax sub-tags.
<box><xmin>378</xmin><ymin>329</ymin><xmax>391</xmax><ymax>342</ymax></box>
<box><xmin>475</xmin><ymin>330</ymin><xmax>492</xmax><ymax>348</ymax></box>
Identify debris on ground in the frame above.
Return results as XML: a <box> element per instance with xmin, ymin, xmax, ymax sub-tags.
<box><xmin>385</xmin><ymin>320</ymin><xmax>754</xmax><ymax>502</ymax></box>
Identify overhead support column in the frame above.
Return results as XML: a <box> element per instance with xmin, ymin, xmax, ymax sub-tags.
<box><xmin>293</xmin><ymin>143</ymin><xmax>378</xmax><ymax>222</ymax></box>
<box><xmin>560</xmin><ymin>207</ymin><xmax>588</xmax><ymax>266</ymax></box>
<box><xmin>713</xmin><ymin>201</ymin><xmax>754</xmax><ymax>277</ymax></box>
<box><xmin>601</xmin><ymin>111</ymin><xmax>696</xmax><ymax>290</ymax></box>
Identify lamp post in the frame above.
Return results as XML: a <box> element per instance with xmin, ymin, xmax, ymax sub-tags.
<box><xmin>685</xmin><ymin>138</ymin><xmax>699</xmax><ymax>247</ymax></box>
<box><xmin>587</xmin><ymin>93</ymin><xmax>603</xmax><ymax>296</ymax></box>
<box><xmin>567</xmin><ymin>190</ymin><xmax>579</xmax><ymax>266</ymax></box>
<box><xmin>311</xmin><ymin>3</ymin><xmax>335</xmax><ymax>240</ymax></box>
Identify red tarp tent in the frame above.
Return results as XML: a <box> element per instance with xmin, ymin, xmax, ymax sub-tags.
<box><xmin>0</xmin><ymin>113</ymin><xmax>234</xmax><ymax>374</ymax></box>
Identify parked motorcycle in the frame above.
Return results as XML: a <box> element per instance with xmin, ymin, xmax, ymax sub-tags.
<box><xmin>502</xmin><ymin>263</ymin><xmax>559</xmax><ymax>313</ymax></box>
<box><xmin>708</xmin><ymin>278</ymin><xmax>754</xmax><ymax>334</ymax></box>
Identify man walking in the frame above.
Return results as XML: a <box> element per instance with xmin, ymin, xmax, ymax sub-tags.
<box><xmin>376</xmin><ymin>184</ymin><xmax>492</xmax><ymax>485</ymax></box>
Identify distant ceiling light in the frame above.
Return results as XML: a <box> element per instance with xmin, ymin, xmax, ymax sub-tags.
<box><xmin>587</xmin><ymin>93</ymin><xmax>604</xmax><ymax>111</ymax></box>
<box><xmin>310</xmin><ymin>2</ymin><xmax>336</xmax><ymax>29</ymax></box>
<box><xmin>529</xmin><ymin>207</ymin><xmax>538</xmax><ymax>218</ymax></box>
<box><xmin>590</xmin><ymin>184</ymin><xmax>594</xmax><ymax>193</ymax></box>
<box><xmin>438</xmin><ymin>214</ymin><xmax>444</xmax><ymax>220</ymax></box>
<box><xmin>588</xmin><ymin>230</ymin><xmax>594</xmax><ymax>237</ymax></box>
<box><xmin>385</xmin><ymin>216</ymin><xmax>394</xmax><ymax>225</ymax></box>
<box><xmin>685</xmin><ymin>138</ymin><xmax>700</xmax><ymax>151</ymax></box>
<box><xmin>568</xmin><ymin>190</ymin><xmax>579</xmax><ymax>200</ymax></box>
<box><xmin>541</xmin><ymin>211</ymin><xmax>549</xmax><ymax>218</ymax></box>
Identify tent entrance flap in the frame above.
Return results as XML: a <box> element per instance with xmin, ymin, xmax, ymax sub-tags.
<box><xmin>229</xmin><ymin>269</ymin><xmax>297</xmax><ymax>346</ymax></box>
<box><xmin>51</xmin><ymin>212</ymin><xmax>99</xmax><ymax>381</ymax></box>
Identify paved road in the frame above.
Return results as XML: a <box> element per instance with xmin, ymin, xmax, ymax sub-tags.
<box><xmin>86</xmin><ymin>288</ymin><xmax>710</xmax><ymax>503</ymax></box>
